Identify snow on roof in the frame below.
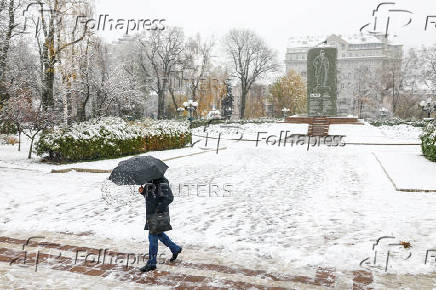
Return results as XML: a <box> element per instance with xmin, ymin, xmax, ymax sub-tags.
<box><xmin>387</xmin><ymin>36</ymin><xmax>403</xmax><ymax>46</ymax></box>
<box><xmin>287</xmin><ymin>35</ymin><xmax>327</xmax><ymax>48</ymax></box>
<box><xmin>287</xmin><ymin>33</ymin><xmax>402</xmax><ymax>49</ymax></box>
<box><xmin>341</xmin><ymin>34</ymin><xmax>383</xmax><ymax>44</ymax></box>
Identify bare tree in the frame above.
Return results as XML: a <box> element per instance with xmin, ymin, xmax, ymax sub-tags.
<box><xmin>223</xmin><ymin>29</ymin><xmax>278</xmax><ymax>119</ymax></box>
<box><xmin>420</xmin><ymin>45</ymin><xmax>436</xmax><ymax>95</ymax></box>
<box><xmin>0</xmin><ymin>0</ymin><xmax>17</xmax><ymax>80</ymax></box>
<box><xmin>74</xmin><ymin>35</ymin><xmax>102</xmax><ymax>122</ymax></box>
<box><xmin>394</xmin><ymin>48</ymin><xmax>422</xmax><ymax>119</ymax></box>
<box><xmin>57</xmin><ymin>2</ymin><xmax>94</xmax><ymax>124</ymax></box>
<box><xmin>0</xmin><ymin>95</ymin><xmax>55</xmax><ymax>158</ymax></box>
<box><xmin>352</xmin><ymin>65</ymin><xmax>383</xmax><ymax>118</ymax></box>
<box><xmin>162</xmin><ymin>35</ymin><xmax>214</xmax><ymax>116</ymax></box>
<box><xmin>182</xmin><ymin>35</ymin><xmax>214</xmax><ymax>103</ymax></box>
<box><xmin>0</xmin><ymin>95</ymin><xmax>25</xmax><ymax>151</ymax></box>
<box><xmin>383</xmin><ymin>50</ymin><xmax>404</xmax><ymax>114</ymax></box>
<box><xmin>4</xmin><ymin>39</ymin><xmax>41</xmax><ymax>102</ymax></box>
<box><xmin>30</xmin><ymin>0</ymin><xmax>89</xmax><ymax>109</ymax></box>
<box><xmin>0</xmin><ymin>0</ymin><xmax>27</xmax><ymax>104</ymax></box>
<box><xmin>1</xmin><ymin>40</ymin><xmax>41</xmax><ymax>148</ymax></box>
<box><xmin>71</xmin><ymin>39</ymin><xmax>143</xmax><ymax>119</ymax></box>
<box><xmin>21</xmin><ymin>102</ymin><xmax>55</xmax><ymax>159</ymax></box>
<box><xmin>138</xmin><ymin>27</ymin><xmax>184</xmax><ymax>119</ymax></box>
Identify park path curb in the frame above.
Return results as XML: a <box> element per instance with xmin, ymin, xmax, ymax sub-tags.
<box><xmin>50</xmin><ymin>147</ymin><xmax>227</xmax><ymax>174</ymax></box>
<box><xmin>372</xmin><ymin>152</ymin><xmax>436</xmax><ymax>193</ymax></box>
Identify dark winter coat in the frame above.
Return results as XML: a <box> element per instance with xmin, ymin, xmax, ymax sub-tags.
<box><xmin>141</xmin><ymin>177</ymin><xmax>174</xmax><ymax>230</ymax></box>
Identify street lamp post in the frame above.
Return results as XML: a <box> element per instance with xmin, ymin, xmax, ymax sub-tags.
<box><xmin>281</xmin><ymin>107</ymin><xmax>290</xmax><ymax>119</ymax></box>
<box><xmin>226</xmin><ymin>107</ymin><xmax>232</xmax><ymax>120</ymax></box>
<box><xmin>418</xmin><ymin>97</ymin><xmax>436</xmax><ymax>119</ymax></box>
<box><xmin>177</xmin><ymin>107</ymin><xmax>185</xmax><ymax>119</ymax></box>
<box><xmin>379</xmin><ymin>107</ymin><xmax>388</xmax><ymax>119</ymax></box>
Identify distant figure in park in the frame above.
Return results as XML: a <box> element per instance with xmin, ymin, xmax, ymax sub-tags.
<box><xmin>313</xmin><ymin>49</ymin><xmax>330</xmax><ymax>88</ymax></box>
<box><xmin>138</xmin><ymin>177</ymin><xmax>182</xmax><ymax>272</ymax></box>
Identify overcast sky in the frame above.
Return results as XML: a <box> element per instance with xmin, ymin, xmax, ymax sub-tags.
<box><xmin>95</xmin><ymin>0</ymin><xmax>436</xmax><ymax>64</ymax></box>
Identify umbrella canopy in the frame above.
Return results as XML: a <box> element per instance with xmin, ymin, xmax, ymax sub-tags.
<box><xmin>109</xmin><ymin>156</ymin><xmax>169</xmax><ymax>185</ymax></box>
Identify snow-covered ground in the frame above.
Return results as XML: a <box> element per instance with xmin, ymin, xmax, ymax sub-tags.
<box><xmin>375</xmin><ymin>151</ymin><xmax>436</xmax><ymax>191</ymax></box>
<box><xmin>0</xmin><ymin>123</ymin><xmax>436</xmax><ymax>288</ymax></box>
<box><xmin>329</xmin><ymin>123</ymin><xmax>422</xmax><ymax>144</ymax></box>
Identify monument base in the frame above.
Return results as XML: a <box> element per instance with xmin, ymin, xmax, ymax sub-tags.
<box><xmin>285</xmin><ymin>116</ymin><xmax>364</xmax><ymax>136</ymax></box>
<box><xmin>284</xmin><ymin>116</ymin><xmax>364</xmax><ymax>125</ymax></box>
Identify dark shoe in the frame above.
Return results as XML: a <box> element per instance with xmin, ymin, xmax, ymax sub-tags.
<box><xmin>170</xmin><ymin>248</ymin><xmax>182</xmax><ymax>262</ymax></box>
<box><xmin>139</xmin><ymin>264</ymin><xmax>156</xmax><ymax>272</ymax></box>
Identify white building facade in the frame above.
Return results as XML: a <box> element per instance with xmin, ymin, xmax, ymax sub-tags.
<box><xmin>285</xmin><ymin>34</ymin><xmax>403</xmax><ymax>118</ymax></box>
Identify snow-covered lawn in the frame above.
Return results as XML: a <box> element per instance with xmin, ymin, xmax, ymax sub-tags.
<box><xmin>374</xmin><ymin>151</ymin><xmax>436</xmax><ymax>191</ymax></box>
<box><xmin>192</xmin><ymin>122</ymin><xmax>309</xmax><ymax>138</ymax></box>
<box><xmin>329</xmin><ymin>123</ymin><xmax>422</xmax><ymax>143</ymax></box>
<box><xmin>0</xmin><ymin>123</ymin><xmax>435</xmax><ymax>287</ymax></box>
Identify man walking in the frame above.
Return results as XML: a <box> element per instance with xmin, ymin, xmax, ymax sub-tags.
<box><xmin>138</xmin><ymin>177</ymin><xmax>182</xmax><ymax>272</ymax></box>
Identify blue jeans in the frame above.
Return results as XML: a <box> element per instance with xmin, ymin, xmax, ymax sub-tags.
<box><xmin>147</xmin><ymin>233</ymin><xmax>181</xmax><ymax>266</ymax></box>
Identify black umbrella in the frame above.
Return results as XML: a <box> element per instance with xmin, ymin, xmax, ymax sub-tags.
<box><xmin>109</xmin><ymin>156</ymin><xmax>169</xmax><ymax>185</ymax></box>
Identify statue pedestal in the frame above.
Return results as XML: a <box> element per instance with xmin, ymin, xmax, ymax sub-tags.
<box><xmin>284</xmin><ymin>116</ymin><xmax>364</xmax><ymax>137</ymax></box>
<box><xmin>284</xmin><ymin>116</ymin><xmax>364</xmax><ymax>125</ymax></box>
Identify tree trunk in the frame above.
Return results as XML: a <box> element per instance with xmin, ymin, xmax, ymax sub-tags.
<box><xmin>28</xmin><ymin>137</ymin><xmax>34</xmax><ymax>159</ymax></box>
<box><xmin>42</xmin><ymin>67</ymin><xmax>55</xmax><ymax>108</ymax></box>
<box><xmin>78</xmin><ymin>75</ymin><xmax>91</xmax><ymax>121</ymax></box>
<box><xmin>41</xmin><ymin>6</ymin><xmax>56</xmax><ymax>110</ymax></box>
<box><xmin>157</xmin><ymin>90</ymin><xmax>165</xmax><ymax>119</ymax></box>
<box><xmin>391</xmin><ymin>73</ymin><xmax>396</xmax><ymax>114</ymax></box>
<box><xmin>0</xmin><ymin>0</ymin><xmax>14</xmax><ymax>77</ymax></box>
<box><xmin>0</xmin><ymin>0</ymin><xmax>15</xmax><ymax>103</ymax></box>
<box><xmin>169</xmin><ymin>88</ymin><xmax>178</xmax><ymax>112</ymax></box>
<box><xmin>239</xmin><ymin>88</ymin><xmax>247</xmax><ymax>119</ymax></box>
<box><xmin>77</xmin><ymin>101</ymin><xmax>87</xmax><ymax>122</ymax></box>
<box><xmin>18</xmin><ymin>130</ymin><xmax>21</xmax><ymax>152</ymax></box>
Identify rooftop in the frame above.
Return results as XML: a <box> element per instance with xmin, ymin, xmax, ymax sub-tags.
<box><xmin>287</xmin><ymin>33</ymin><xmax>401</xmax><ymax>48</ymax></box>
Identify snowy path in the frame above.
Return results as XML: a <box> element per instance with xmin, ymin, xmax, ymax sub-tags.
<box><xmin>0</xmin><ymin>123</ymin><xmax>435</xmax><ymax>288</ymax></box>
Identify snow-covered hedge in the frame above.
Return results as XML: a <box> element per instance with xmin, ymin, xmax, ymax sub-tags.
<box><xmin>35</xmin><ymin>117</ymin><xmax>191</xmax><ymax>162</ymax></box>
<box><xmin>420</xmin><ymin>121</ymin><xmax>436</xmax><ymax>162</ymax></box>
<box><xmin>190</xmin><ymin>118</ymin><xmax>279</xmax><ymax>129</ymax></box>
<box><xmin>371</xmin><ymin>118</ymin><xmax>430</xmax><ymax>128</ymax></box>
